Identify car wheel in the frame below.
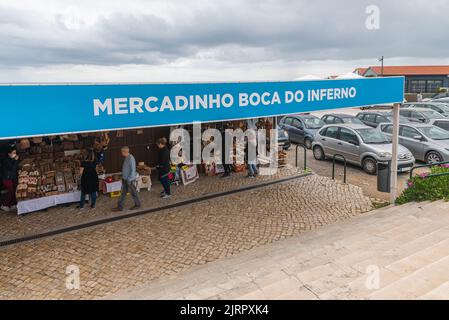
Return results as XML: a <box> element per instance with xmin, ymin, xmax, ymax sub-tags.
<box><xmin>362</xmin><ymin>157</ymin><xmax>377</xmax><ymax>175</ymax></box>
<box><xmin>425</xmin><ymin>151</ymin><xmax>443</xmax><ymax>164</ymax></box>
<box><xmin>304</xmin><ymin>138</ymin><xmax>312</xmax><ymax>149</ymax></box>
<box><xmin>313</xmin><ymin>146</ymin><xmax>325</xmax><ymax>160</ymax></box>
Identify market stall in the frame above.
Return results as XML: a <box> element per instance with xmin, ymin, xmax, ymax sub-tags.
<box><xmin>14</xmin><ymin>134</ymin><xmax>108</xmax><ymax>215</ymax></box>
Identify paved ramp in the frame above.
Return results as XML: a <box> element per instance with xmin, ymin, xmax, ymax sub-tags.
<box><xmin>109</xmin><ymin>201</ymin><xmax>449</xmax><ymax>300</ymax></box>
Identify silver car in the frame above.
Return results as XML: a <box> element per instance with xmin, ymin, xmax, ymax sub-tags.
<box><xmin>312</xmin><ymin>124</ymin><xmax>415</xmax><ymax>175</ymax></box>
<box><xmin>402</xmin><ymin>102</ymin><xmax>449</xmax><ymax>117</ymax></box>
<box><xmin>399</xmin><ymin>107</ymin><xmax>445</xmax><ymax>123</ymax></box>
<box><xmin>379</xmin><ymin>122</ymin><xmax>449</xmax><ymax>164</ymax></box>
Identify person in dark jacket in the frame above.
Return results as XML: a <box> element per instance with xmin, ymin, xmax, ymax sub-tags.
<box><xmin>220</xmin><ymin>122</ymin><xmax>232</xmax><ymax>178</ymax></box>
<box><xmin>156</xmin><ymin>138</ymin><xmax>171</xmax><ymax>198</ymax></box>
<box><xmin>78</xmin><ymin>149</ymin><xmax>99</xmax><ymax>209</ymax></box>
<box><xmin>1</xmin><ymin>147</ymin><xmax>19</xmax><ymax>212</ymax></box>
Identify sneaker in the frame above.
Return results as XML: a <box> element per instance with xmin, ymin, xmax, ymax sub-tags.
<box><xmin>76</xmin><ymin>206</ymin><xmax>85</xmax><ymax>210</ymax></box>
<box><xmin>161</xmin><ymin>194</ymin><xmax>171</xmax><ymax>199</ymax></box>
<box><xmin>247</xmin><ymin>174</ymin><xmax>255</xmax><ymax>178</ymax></box>
<box><xmin>10</xmin><ymin>205</ymin><xmax>17</xmax><ymax>210</ymax></box>
<box><xmin>129</xmin><ymin>205</ymin><xmax>141</xmax><ymax>210</ymax></box>
<box><xmin>1</xmin><ymin>205</ymin><xmax>10</xmax><ymax>212</ymax></box>
<box><xmin>111</xmin><ymin>207</ymin><xmax>124</xmax><ymax>212</ymax></box>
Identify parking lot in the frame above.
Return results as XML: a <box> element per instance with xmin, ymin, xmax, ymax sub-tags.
<box><xmin>285</xmin><ymin>107</ymin><xmax>428</xmax><ymax>201</ymax></box>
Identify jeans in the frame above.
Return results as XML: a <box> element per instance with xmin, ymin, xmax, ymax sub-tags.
<box><xmin>79</xmin><ymin>192</ymin><xmax>97</xmax><ymax>208</ymax></box>
<box><xmin>160</xmin><ymin>175</ymin><xmax>171</xmax><ymax>195</ymax></box>
<box><xmin>1</xmin><ymin>179</ymin><xmax>17</xmax><ymax>207</ymax></box>
<box><xmin>248</xmin><ymin>164</ymin><xmax>258</xmax><ymax>176</ymax></box>
<box><xmin>117</xmin><ymin>179</ymin><xmax>141</xmax><ymax>209</ymax></box>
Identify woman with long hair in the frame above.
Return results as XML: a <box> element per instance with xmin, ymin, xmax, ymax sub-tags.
<box><xmin>78</xmin><ymin>149</ymin><xmax>99</xmax><ymax>209</ymax></box>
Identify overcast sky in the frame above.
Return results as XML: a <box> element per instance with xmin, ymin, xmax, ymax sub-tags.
<box><xmin>0</xmin><ymin>0</ymin><xmax>448</xmax><ymax>82</ymax></box>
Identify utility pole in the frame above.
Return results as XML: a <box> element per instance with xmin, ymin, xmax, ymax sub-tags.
<box><xmin>378</xmin><ymin>56</ymin><xmax>384</xmax><ymax>76</ymax></box>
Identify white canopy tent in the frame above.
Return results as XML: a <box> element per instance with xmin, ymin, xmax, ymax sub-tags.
<box><xmin>293</xmin><ymin>75</ymin><xmax>323</xmax><ymax>80</ymax></box>
<box><xmin>336</xmin><ymin>72</ymin><xmax>365</xmax><ymax>80</ymax></box>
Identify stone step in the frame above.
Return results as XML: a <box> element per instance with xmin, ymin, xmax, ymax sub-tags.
<box><xmin>419</xmin><ymin>281</ymin><xmax>449</xmax><ymax>300</ymax></box>
<box><xmin>368</xmin><ymin>254</ymin><xmax>449</xmax><ymax>299</ymax></box>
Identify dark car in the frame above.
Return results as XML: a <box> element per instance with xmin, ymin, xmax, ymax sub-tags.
<box><xmin>277</xmin><ymin>127</ymin><xmax>291</xmax><ymax>150</ymax></box>
<box><xmin>321</xmin><ymin>113</ymin><xmax>364</xmax><ymax>126</ymax></box>
<box><xmin>356</xmin><ymin>111</ymin><xmax>410</xmax><ymax>128</ymax></box>
<box><xmin>279</xmin><ymin>114</ymin><xmax>325</xmax><ymax>149</ymax></box>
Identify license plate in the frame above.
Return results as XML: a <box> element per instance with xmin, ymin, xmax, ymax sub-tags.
<box><xmin>399</xmin><ymin>166</ymin><xmax>412</xmax><ymax>172</ymax></box>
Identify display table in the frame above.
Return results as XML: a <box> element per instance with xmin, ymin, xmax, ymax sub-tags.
<box><xmin>17</xmin><ymin>191</ymin><xmax>82</xmax><ymax>215</ymax></box>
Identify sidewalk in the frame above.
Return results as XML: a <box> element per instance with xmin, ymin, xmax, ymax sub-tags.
<box><xmin>108</xmin><ymin>200</ymin><xmax>449</xmax><ymax>300</ymax></box>
<box><xmin>0</xmin><ymin>174</ymin><xmax>373</xmax><ymax>299</ymax></box>
<box><xmin>0</xmin><ymin>166</ymin><xmax>305</xmax><ymax>243</ymax></box>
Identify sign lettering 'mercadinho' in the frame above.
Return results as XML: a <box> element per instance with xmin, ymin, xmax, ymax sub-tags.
<box><xmin>0</xmin><ymin>77</ymin><xmax>404</xmax><ymax>139</ymax></box>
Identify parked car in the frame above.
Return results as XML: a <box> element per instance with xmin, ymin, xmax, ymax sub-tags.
<box><xmin>312</xmin><ymin>123</ymin><xmax>415</xmax><ymax>175</ymax></box>
<box><xmin>429</xmin><ymin>118</ymin><xmax>449</xmax><ymax>132</ymax></box>
<box><xmin>402</xmin><ymin>102</ymin><xmax>449</xmax><ymax>117</ymax></box>
<box><xmin>360</xmin><ymin>104</ymin><xmax>394</xmax><ymax>111</ymax></box>
<box><xmin>399</xmin><ymin>107</ymin><xmax>445</xmax><ymax>123</ymax></box>
<box><xmin>356</xmin><ymin>111</ymin><xmax>409</xmax><ymax>128</ymax></box>
<box><xmin>433</xmin><ymin>97</ymin><xmax>449</xmax><ymax>103</ymax></box>
<box><xmin>379</xmin><ymin>122</ymin><xmax>449</xmax><ymax>164</ymax></box>
<box><xmin>431</xmin><ymin>92</ymin><xmax>449</xmax><ymax>100</ymax></box>
<box><xmin>321</xmin><ymin>113</ymin><xmax>364</xmax><ymax>125</ymax></box>
<box><xmin>278</xmin><ymin>115</ymin><xmax>325</xmax><ymax>149</ymax></box>
<box><xmin>277</xmin><ymin>127</ymin><xmax>291</xmax><ymax>150</ymax></box>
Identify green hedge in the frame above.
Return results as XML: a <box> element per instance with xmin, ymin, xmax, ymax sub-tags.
<box><xmin>396</xmin><ymin>165</ymin><xmax>449</xmax><ymax>204</ymax></box>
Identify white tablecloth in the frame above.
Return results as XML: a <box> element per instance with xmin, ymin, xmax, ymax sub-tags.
<box><xmin>17</xmin><ymin>191</ymin><xmax>82</xmax><ymax>215</ymax></box>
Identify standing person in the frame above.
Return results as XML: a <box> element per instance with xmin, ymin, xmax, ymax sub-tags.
<box><xmin>417</xmin><ymin>91</ymin><xmax>423</xmax><ymax>102</ymax></box>
<box><xmin>246</xmin><ymin>131</ymin><xmax>258</xmax><ymax>178</ymax></box>
<box><xmin>1</xmin><ymin>147</ymin><xmax>19</xmax><ymax>212</ymax></box>
<box><xmin>220</xmin><ymin>123</ymin><xmax>232</xmax><ymax>178</ymax></box>
<box><xmin>156</xmin><ymin>138</ymin><xmax>171</xmax><ymax>199</ymax></box>
<box><xmin>78</xmin><ymin>149</ymin><xmax>99</xmax><ymax>209</ymax></box>
<box><xmin>112</xmin><ymin>146</ymin><xmax>141</xmax><ymax>211</ymax></box>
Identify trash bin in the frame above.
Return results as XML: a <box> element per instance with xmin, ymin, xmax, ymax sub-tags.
<box><xmin>377</xmin><ymin>161</ymin><xmax>391</xmax><ymax>192</ymax></box>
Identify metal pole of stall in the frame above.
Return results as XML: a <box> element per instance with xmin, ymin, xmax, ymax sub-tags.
<box><xmin>390</xmin><ymin>104</ymin><xmax>400</xmax><ymax>204</ymax></box>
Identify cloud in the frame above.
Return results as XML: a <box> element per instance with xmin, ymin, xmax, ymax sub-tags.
<box><xmin>0</xmin><ymin>0</ymin><xmax>448</xmax><ymax>81</ymax></box>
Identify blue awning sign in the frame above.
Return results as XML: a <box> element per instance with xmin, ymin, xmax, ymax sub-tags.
<box><xmin>0</xmin><ymin>77</ymin><xmax>404</xmax><ymax>139</ymax></box>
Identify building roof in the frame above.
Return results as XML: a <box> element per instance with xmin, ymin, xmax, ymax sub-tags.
<box><xmin>355</xmin><ymin>65</ymin><xmax>449</xmax><ymax>76</ymax></box>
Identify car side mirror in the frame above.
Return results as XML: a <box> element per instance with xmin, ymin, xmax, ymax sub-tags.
<box><xmin>413</xmin><ymin>135</ymin><xmax>423</xmax><ymax>141</ymax></box>
<box><xmin>419</xmin><ymin>118</ymin><xmax>426</xmax><ymax>123</ymax></box>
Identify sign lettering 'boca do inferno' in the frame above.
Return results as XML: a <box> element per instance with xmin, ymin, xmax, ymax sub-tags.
<box><xmin>0</xmin><ymin>77</ymin><xmax>404</xmax><ymax>139</ymax></box>
<box><xmin>93</xmin><ymin>87</ymin><xmax>358</xmax><ymax>116</ymax></box>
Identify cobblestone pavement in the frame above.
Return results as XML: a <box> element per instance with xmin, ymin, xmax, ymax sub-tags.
<box><xmin>109</xmin><ymin>201</ymin><xmax>449</xmax><ymax>300</ymax></box>
<box><xmin>0</xmin><ymin>166</ymin><xmax>304</xmax><ymax>242</ymax></box>
<box><xmin>0</xmin><ymin>174</ymin><xmax>372</xmax><ymax>299</ymax></box>
<box><xmin>291</xmin><ymin>148</ymin><xmax>426</xmax><ymax>202</ymax></box>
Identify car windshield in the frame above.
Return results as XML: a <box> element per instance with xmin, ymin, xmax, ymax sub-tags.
<box><xmin>303</xmin><ymin>118</ymin><xmax>325</xmax><ymax>129</ymax></box>
<box><xmin>356</xmin><ymin>128</ymin><xmax>391</xmax><ymax>144</ymax></box>
<box><xmin>419</xmin><ymin>126</ymin><xmax>449</xmax><ymax>140</ymax></box>
<box><xmin>435</xmin><ymin>103</ymin><xmax>449</xmax><ymax>112</ymax></box>
<box><xmin>420</xmin><ymin>110</ymin><xmax>442</xmax><ymax>119</ymax></box>
<box><xmin>342</xmin><ymin>117</ymin><xmax>364</xmax><ymax>124</ymax></box>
